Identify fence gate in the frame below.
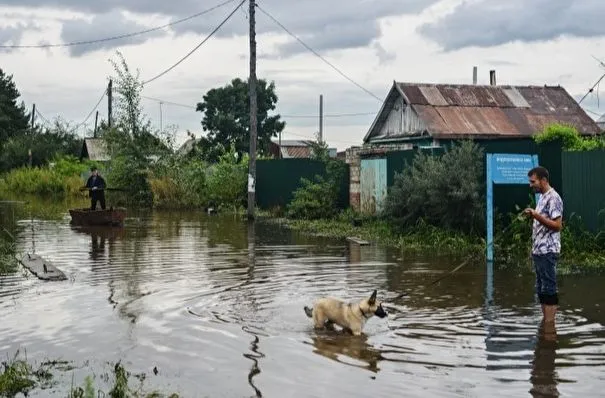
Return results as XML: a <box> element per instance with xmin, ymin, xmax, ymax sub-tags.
<box><xmin>360</xmin><ymin>157</ymin><xmax>387</xmax><ymax>214</ymax></box>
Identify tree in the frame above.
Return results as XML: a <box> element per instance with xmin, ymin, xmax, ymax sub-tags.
<box><xmin>195</xmin><ymin>78</ymin><xmax>285</xmax><ymax>162</ymax></box>
<box><xmin>0</xmin><ymin>68</ymin><xmax>30</xmax><ymax>145</ymax></box>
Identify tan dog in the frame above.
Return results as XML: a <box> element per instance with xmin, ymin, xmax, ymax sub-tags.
<box><xmin>304</xmin><ymin>290</ymin><xmax>388</xmax><ymax>336</ymax></box>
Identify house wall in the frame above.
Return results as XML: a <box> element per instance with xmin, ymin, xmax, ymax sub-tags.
<box><xmin>377</xmin><ymin>97</ymin><xmax>425</xmax><ymax>138</ymax></box>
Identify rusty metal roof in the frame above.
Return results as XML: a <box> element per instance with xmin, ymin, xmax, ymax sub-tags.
<box><xmin>365</xmin><ymin>82</ymin><xmax>601</xmax><ymax>142</ymax></box>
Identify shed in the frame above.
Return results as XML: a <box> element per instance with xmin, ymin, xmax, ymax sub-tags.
<box><xmin>80</xmin><ymin>138</ymin><xmax>110</xmax><ymax>162</ymax></box>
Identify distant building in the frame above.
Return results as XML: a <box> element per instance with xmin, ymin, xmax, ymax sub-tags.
<box><xmin>269</xmin><ymin>139</ymin><xmax>337</xmax><ymax>159</ymax></box>
<box><xmin>598</xmin><ymin>114</ymin><xmax>605</xmax><ymax>132</ymax></box>
<box><xmin>80</xmin><ymin>138</ymin><xmax>110</xmax><ymax>162</ymax></box>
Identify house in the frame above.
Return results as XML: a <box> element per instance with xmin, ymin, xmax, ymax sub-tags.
<box><xmin>598</xmin><ymin>114</ymin><xmax>605</xmax><ymax>132</ymax></box>
<box><xmin>269</xmin><ymin>139</ymin><xmax>337</xmax><ymax>159</ymax></box>
<box><xmin>347</xmin><ymin>76</ymin><xmax>602</xmax><ymax>213</ymax></box>
<box><xmin>80</xmin><ymin>138</ymin><xmax>110</xmax><ymax>162</ymax></box>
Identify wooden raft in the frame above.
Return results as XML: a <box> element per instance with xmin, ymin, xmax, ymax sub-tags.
<box><xmin>346</xmin><ymin>237</ymin><xmax>370</xmax><ymax>246</ymax></box>
<box><xmin>18</xmin><ymin>253</ymin><xmax>67</xmax><ymax>281</ymax></box>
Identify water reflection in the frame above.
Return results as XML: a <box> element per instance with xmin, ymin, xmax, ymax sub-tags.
<box><xmin>308</xmin><ymin>333</ymin><xmax>384</xmax><ymax>373</ymax></box>
<box><xmin>530</xmin><ymin>322</ymin><xmax>559</xmax><ymax>397</ymax></box>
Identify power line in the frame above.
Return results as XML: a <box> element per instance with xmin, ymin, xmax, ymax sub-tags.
<box><xmin>578</xmin><ymin>72</ymin><xmax>605</xmax><ymax>104</ymax></box>
<box><xmin>0</xmin><ymin>0</ymin><xmax>237</xmax><ymax>49</ymax></box>
<box><xmin>139</xmin><ymin>93</ymin><xmax>376</xmax><ymax>118</ymax></box>
<box><xmin>282</xmin><ymin>112</ymin><xmax>375</xmax><ymax>118</ymax></box>
<box><xmin>142</xmin><ymin>0</ymin><xmax>246</xmax><ymax>85</ymax></box>
<box><xmin>256</xmin><ymin>4</ymin><xmax>384</xmax><ymax>103</ymax></box>
<box><xmin>69</xmin><ymin>89</ymin><xmax>107</xmax><ymax>134</ymax></box>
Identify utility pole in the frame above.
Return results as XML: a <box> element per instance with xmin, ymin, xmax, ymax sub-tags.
<box><xmin>94</xmin><ymin>111</ymin><xmax>99</xmax><ymax>138</ymax></box>
<box><xmin>319</xmin><ymin>94</ymin><xmax>323</xmax><ymax>142</ymax></box>
<box><xmin>159</xmin><ymin>101</ymin><xmax>163</xmax><ymax>132</ymax></box>
<box><xmin>247</xmin><ymin>0</ymin><xmax>257</xmax><ymax>220</ymax></box>
<box><xmin>31</xmin><ymin>104</ymin><xmax>36</xmax><ymax>129</ymax></box>
<box><xmin>107</xmin><ymin>79</ymin><xmax>113</xmax><ymax>128</ymax></box>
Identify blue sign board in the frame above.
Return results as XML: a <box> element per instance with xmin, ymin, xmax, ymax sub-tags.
<box><xmin>491</xmin><ymin>154</ymin><xmax>538</xmax><ymax>184</ymax></box>
<box><xmin>486</xmin><ymin>153</ymin><xmax>539</xmax><ymax>261</ymax></box>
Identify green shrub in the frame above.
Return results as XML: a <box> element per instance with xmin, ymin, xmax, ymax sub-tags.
<box><xmin>383</xmin><ymin>140</ymin><xmax>485</xmax><ymax>235</ymax></box>
<box><xmin>205</xmin><ymin>148</ymin><xmax>248</xmax><ymax>212</ymax></box>
<box><xmin>534</xmin><ymin>123</ymin><xmax>605</xmax><ymax>151</ymax></box>
<box><xmin>286</xmin><ymin>159</ymin><xmax>347</xmax><ymax>220</ymax></box>
<box><xmin>0</xmin><ymin>166</ymin><xmax>84</xmax><ymax>197</ymax></box>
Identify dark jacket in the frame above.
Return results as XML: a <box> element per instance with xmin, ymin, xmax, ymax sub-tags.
<box><xmin>85</xmin><ymin>175</ymin><xmax>106</xmax><ymax>197</ymax></box>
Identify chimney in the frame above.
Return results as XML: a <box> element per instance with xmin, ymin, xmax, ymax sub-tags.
<box><xmin>473</xmin><ymin>66</ymin><xmax>477</xmax><ymax>85</ymax></box>
<box><xmin>489</xmin><ymin>70</ymin><xmax>496</xmax><ymax>86</ymax></box>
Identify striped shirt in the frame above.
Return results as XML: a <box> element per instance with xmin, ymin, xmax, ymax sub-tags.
<box><xmin>532</xmin><ymin>188</ymin><xmax>563</xmax><ymax>255</ymax></box>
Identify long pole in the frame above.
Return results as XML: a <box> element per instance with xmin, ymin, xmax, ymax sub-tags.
<box><xmin>159</xmin><ymin>101</ymin><xmax>163</xmax><ymax>132</ymax></box>
<box><xmin>247</xmin><ymin>0</ymin><xmax>257</xmax><ymax>220</ymax></box>
<box><xmin>94</xmin><ymin>111</ymin><xmax>99</xmax><ymax>137</ymax></box>
<box><xmin>107</xmin><ymin>79</ymin><xmax>113</xmax><ymax>128</ymax></box>
<box><xmin>31</xmin><ymin>104</ymin><xmax>36</xmax><ymax>129</ymax></box>
<box><xmin>319</xmin><ymin>94</ymin><xmax>323</xmax><ymax>142</ymax></box>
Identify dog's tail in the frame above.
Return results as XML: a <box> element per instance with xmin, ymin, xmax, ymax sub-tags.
<box><xmin>303</xmin><ymin>306</ymin><xmax>313</xmax><ymax>318</ymax></box>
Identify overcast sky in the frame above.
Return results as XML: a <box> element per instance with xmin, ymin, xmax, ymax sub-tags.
<box><xmin>1</xmin><ymin>0</ymin><xmax>604</xmax><ymax>150</ymax></box>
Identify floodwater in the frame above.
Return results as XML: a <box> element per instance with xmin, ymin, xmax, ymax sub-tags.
<box><xmin>1</xmin><ymin>206</ymin><xmax>605</xmax><ymax>397</ymax></box>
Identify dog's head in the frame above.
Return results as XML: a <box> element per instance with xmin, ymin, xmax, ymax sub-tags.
<box><xmin>360</xmin><ymin>290</ymin><xmax>388</xmax><ymax>319</ymax></box>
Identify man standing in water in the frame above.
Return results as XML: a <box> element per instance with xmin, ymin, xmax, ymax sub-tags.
<box><xmin>524</xmin><ymin>166</ymin><xmax>563</xmax><ymax>324</ymax></box>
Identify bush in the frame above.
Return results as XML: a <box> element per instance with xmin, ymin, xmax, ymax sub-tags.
<box><xmin>105</xmin><ymin>154</ymin><xmax>153</xmax><ymax>208</ymax></box>
<box><xmin>286</xmin><ymin>159</ymin><xmax>347</xmax><ymax>220</ymax></box>
<box><xmin>205</xmin><ymin>149</ymin><xmax>248</xmax><ymax>212</ymax></box>
<box><xmin>383</xmin><ymin>140</ymin><xmax>485</xmax><ymax>235</ymax></box>
<box><xmin>150</xmin><ymin>156</ymin><xmax>209</xmax><ymax>209</ymax></box>
<box><xmin>0</xmin><ymin>128</ymin><xmax>82</xmax><ymax>172</ymax></box>
<box><xmin>0</xmin><ymin>166</ymin><xmax>83</xmax><ymax>197</ymax></box>
<box><xmin>534</xmin><ymin>123</ymin><xmax>605</xmax><ymax>151</ymax></box>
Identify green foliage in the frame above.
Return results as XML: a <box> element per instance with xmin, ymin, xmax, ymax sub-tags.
<box><xmin>0</xmin><ymin>230</ymin><xmax>18</xmax><ymax>275</ymax></box>
<box><xmin>534</xmin><ymin>122</ymin><xmax>605</xmax><ymax>151</ymax></box>
<box><xmin>101</xmin><ymin>52</ymin><xmax>175</xmax><ymax>208</ymax></box>
<box><xmin>195</xmin><ymin>77</ymin><xmax>285</xmax><ymax>162</ymax></box>
<box><xmin>0</xmin><ymin>166</ymin><xmax>84</xmax><ymax>197</ymax></box>
<box><xmin>0</xmin><ymin>122</ymin><xmax>82</xmax><ymax>172</ymax></box>
<box><xmin>286</xmin><ymin>159</ymin><xmax>347</xmax><ymax>220</ymax></box>
<box><xmin>0</xmin><ymin>68</ymin><xmax>30</xmax><ymax>147</ymax></box>
<box><xmin>0</xmin><ymin>350</ymin><xmax>55</xmax><ymax>398</ymax></box>
<box><xmin>306</xmin><ymin>133</ymin><xmax>331</xmax><ymax>162</ymax></box>
<box><xmin>105</xmin><ymin>154</ymin><xmax>153</xmax><ymax>208</ymax></box>
<box><xmin>383</xmin><ymin>141</ymin><xmax>485</xmax><ymax>235</ymax></box>
<box><xmin>150</xmin><ymin>157</ymin><xmax>209</xmax><ymax>209</ymax></box>
<box><xmin>206</xmin><ymin>147</ymin><xmax>248</xmax><ymax>211</ymax></box>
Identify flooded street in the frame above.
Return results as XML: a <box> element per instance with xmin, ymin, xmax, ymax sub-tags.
<box><xmin>1</xmin><ymin>209</ymin><xmax>605</xmax><ymax>397</ymax></box>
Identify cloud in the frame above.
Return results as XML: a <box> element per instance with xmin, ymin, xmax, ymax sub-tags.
<box><xmin>418</xmin><ymin>0</ymin><xmax>605</xmax><ymax>51</ymax></box>
<box><xmin>60</xmin><ymin>10</ymin><xmax>167</xmax><ymax>56</ymax></box>
<box><xmin>0</xmin><ymin>22</ymin><xmax>37</xmax><ymax>52</ymax></box>
<box><xmin>1</xmin><ymin>0</ymin><xmax>438</xmax><ymax>56</ymax></box>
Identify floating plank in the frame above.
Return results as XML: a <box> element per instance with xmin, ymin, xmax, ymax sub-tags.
<box><xmin>346</xmin><ymin>237</ymin><xmax>370</xmax><ymax>246</ymax></box>
<box><xmin>18</xmin><ymin>253</ymin><xmax>67</xmax><ymax>281</ymax></box>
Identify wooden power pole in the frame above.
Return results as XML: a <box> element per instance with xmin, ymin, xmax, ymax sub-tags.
<box><xmin>247</xmin><ymin>0</ymin><xmax>258</xmax><ymax>220</ymax></box>
<box><xmin>107</xmin><ymin>79</ymin><xmax>113</xmax><ymax>128</ymax></box>
<box><xmin>319</xmin><ymin>94</ymin><xmax>323</xmax><ymax>142</ymax></box>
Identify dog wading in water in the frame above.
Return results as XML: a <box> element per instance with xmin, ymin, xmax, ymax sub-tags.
<box><xmin>304</xmin><ymin>290</ymin><xmax>388</xmax><ymax>336</ymax></box>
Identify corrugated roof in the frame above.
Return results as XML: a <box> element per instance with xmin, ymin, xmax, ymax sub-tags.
<box><xmin>81</xmin><ymin>138</ymin><xmax>110</xmax><ymax>161</ymax></box>
<box><xmin>366</xmin><ymin>82</ymin><xmax>601</xmax><ymax>141</ymax></box>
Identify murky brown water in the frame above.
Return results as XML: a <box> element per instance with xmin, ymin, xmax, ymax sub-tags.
<box><xmin>1</xmin><ymin>207</ymin><xmax>604</xmax><ymax>397</ymax></box>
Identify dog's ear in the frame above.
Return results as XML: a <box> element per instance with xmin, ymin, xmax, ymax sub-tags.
<box><xmin>368</xmin><ymin>290</ymin><xmax>377</xmax><ymax>305</ymax></box>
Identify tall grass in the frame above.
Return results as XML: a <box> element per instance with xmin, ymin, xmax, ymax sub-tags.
<box><xmin>0</xmin><ymin>167</ymin><xmax>84</xmax><ymax>197</ymax></box>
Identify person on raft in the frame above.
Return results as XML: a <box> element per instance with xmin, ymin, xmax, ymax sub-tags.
<box><xmin>84</xmin><ymin>166</ymin><xmax>106</xmax><ymax>210</ymax></box>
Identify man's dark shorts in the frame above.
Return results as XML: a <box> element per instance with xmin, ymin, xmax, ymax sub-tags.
<box><xmin>532</xmin><ymin>253</ymin><xmax>559</xmax><ymax>305</ymax></box>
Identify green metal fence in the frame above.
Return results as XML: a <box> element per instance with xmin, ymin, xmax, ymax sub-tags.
<box><xmin>256</xmin><ymin>159</ymin><xmax>349</xmax><ymax>211</ymax></box>
<box><xmin>561</xmin><ymin>149</ymin><xmax>605</xmax><ymax>232</ymax></box>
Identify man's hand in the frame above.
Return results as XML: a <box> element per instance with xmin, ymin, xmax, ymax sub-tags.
<box><xmin>523</xmin><ymin>208</ymin><xmax>536</xmax><ymax>218</ymax></box>
<box><xmin>92</xmin><ymin>186</ymin><xmax>98</xmax><ymax>191</ymax></box>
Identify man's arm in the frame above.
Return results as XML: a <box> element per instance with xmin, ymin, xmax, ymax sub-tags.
<box><xmin>524</xmin><ymin>196</ymin><xmax>563</xmax><ymax>232</ymax></box>
<box><xmin>531</xmin><ymin>211</ymin><xmax>562</xmax><ymax>232</ymax></box>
